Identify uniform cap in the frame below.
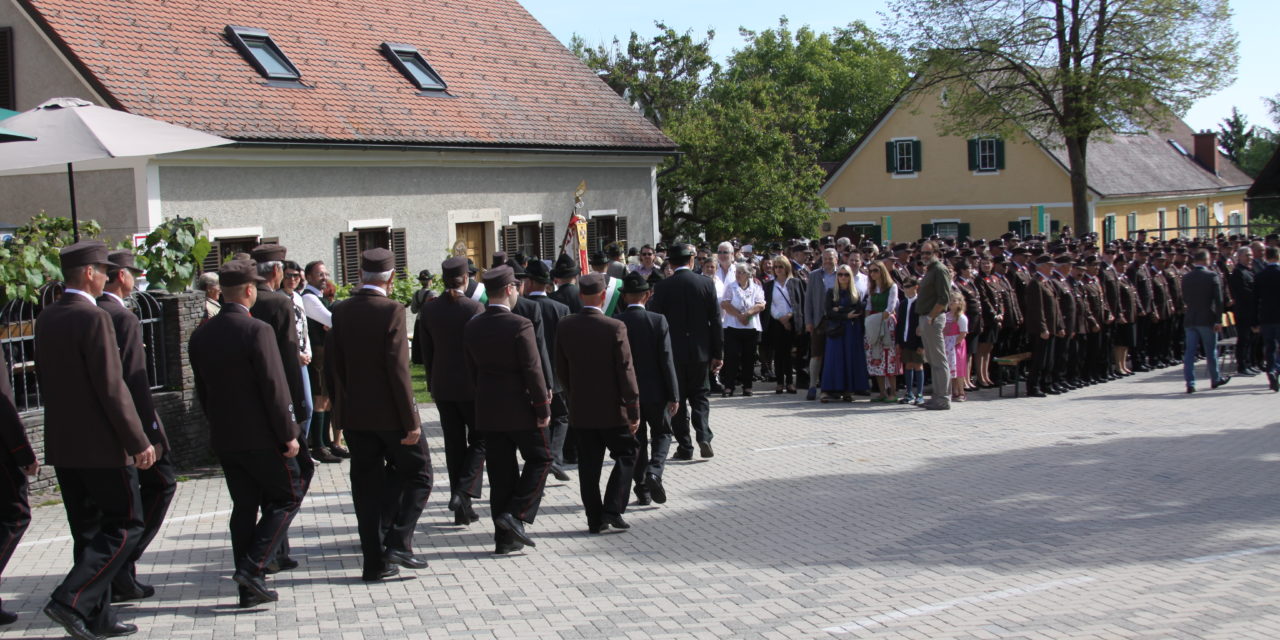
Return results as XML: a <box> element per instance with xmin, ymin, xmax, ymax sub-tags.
<box><xmin>1034</xmin><ymin>255</ymin><xmax>1054</xmax><ymax>265</ymax></box>
<box><xmin>579</xmin><ymin>272</ymin><xmax>606</xmax><ymax>295</ymax></box>
<box><xmin>621</xmin><ymin>271</ymin><xmax>649</xmax><ymax>294</ymax></box>
<box><xmin>250</xmin><ymin>243</ymin><xmax>287</xmax><ymax>263</ymax></box>
<box><xmin>59</xmin><ymin>240</ymin><xmax>111</xmax><ymax>271</ymax></box>
<box><xmin>441</xmin><ymin>257</ymin><xmax>468</xmax><ymax>279</ymax></box>
<box><xmin>669</xmin><ymin>243</ymin><xmax>697</xmax><ymax>260</ymax></box>
<box><xmin>481</xmin><ymin>265</ymin><xmax>514</xmax><ymax>290</ymax></box>
<box><xmin>360</xmin><ymin>248</ymin><xmax>395</xmax><ymax>272</ymax></box>
<box><xmin>219</xmin><ymin>259</ymin><xmax>266</xmax><ymax>286</ymax></box>
<box><xmin>525</xmin><ymin>259</ymin><xmax>552</xmax><ymax>284</ymax></box>
<box><xmin>107</xmin><ymin>249</ymin><xmax>144</xmax><ymax>273</ymax></box>
<box><xmin>490</xmin><ymin>251</ymin><xmax>508</xmax><ymax>269</ymax></box>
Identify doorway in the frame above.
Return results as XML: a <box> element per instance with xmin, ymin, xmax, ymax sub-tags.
<box><xmin>455</xmin><ymin>222</ymin><xmax>490</xmax><ymax>272</ymax></box>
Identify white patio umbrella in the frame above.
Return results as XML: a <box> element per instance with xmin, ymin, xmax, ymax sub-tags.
<box><xmin>0</xmin><ymin>97</ymin><xmax>233</xmax><ymax>240</ymax></box>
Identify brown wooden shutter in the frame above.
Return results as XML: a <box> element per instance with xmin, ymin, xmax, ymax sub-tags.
<box><xmin>614</xmin><ymin>216</ymin><xmax>628</xmax><ymax>250</ymax></box>
<box><xmin>339</xmin><ymin>231</ymin><xmax>359</xmax><ymax>285</ymax></box>
<box><xmin>539</xmin><ymin>222</ymin><xmax>556</xmax><ymax>260</ymax></box>
<box><xmin>201</xmin><ymin>240</ymin><xmax>222</xmax><ymax>274</ymax></box>
<box><xmin>586</xmin><ymin>219</ymin><xmax>599</xmax><ymax>256</ymax></box>
<box><xmin>0</xmin><ymin>28</ymin><xmax>13</xmax><ymax>111</ymax></box>
<box><xmin>390</xmin><ymin>227</ymin><xmax>408</xmax><ymax>279</ymax></box>
<box><xmin>500</xmin><ymin>225</ymin><xmax>517</xmax><ymax>254</ymax></box>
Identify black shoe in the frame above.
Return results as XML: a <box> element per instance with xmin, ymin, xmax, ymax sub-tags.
<box><xmin>494</xmin><ymin>540</ymin><xmax>525</xmax><ymax>555</ymax></box>
<box><xmin>0</xmin><ymin>607</ymin><xmax>14</xmax><ymax>626</ymax></box>
<box><xmin>312</xmin><ymin>446</ymin><xmax>342</xmax><ymax>463</ymax></box>
<box><xmin>1237</xmin><ymin>369</ymin><xmax>1258</xmax><ymax>377</ymax></box>
<box><xmin>1211</xmin><ymin>376</ymin><xmax>1231</xmax><ymax>389</ymax></box>
<box><xmin>448</xmin><ymin>492</ymin><xmax>464</xmax><ymax>512</ymax></box>
<box><xmin>264</xmin><ymin>556</ymin><xmax>298</xmax><ymax>574</ymax></box>
<box><xmin>721</xmin><ymin>388</ymin><xmax>733</xmax><ymax>398</ymax></box>
<box><xmin>110</xmin><ymin>582</ymin><xmax>155</xmax><ymax>603</ymax></box>
<box><xmin>1270</xmin><ymin>373</ymin><xmax>1279</xmax><ymax>392</ymax></box>
<box><xmin>99</xmin><ymin>621</ymin><xmax>139</xmax><ymax>637</ymax></box>
<box><xmin>495</xmin><ymin>512</ymin><xmax>536</xmax><ymax>547</ymax></box>
<box><xmin>384</xmin><ymin>549</ymin><xmax>428</xmax><ymax>570</ymax></box>
<box><xmin>698</xmin><ymin>442</ymin><xmax>714</xmax><ymax>458</ymax></box>
<box><xmin>329</xmin><ymin>445</ymin><xmax>351</xmax><ymax>458</ymax></box>
<box><xmin>1027</xmin><ymin>390</ymin><xmax>1047</xmax><ymax>398</ymax></box>
<box><xmin>602</xmin><ymin>513</ymin><xmax>630</xmax><ymax>530</ymax></box>
<box><xmin>742</xmin><ymin>389</ymin><xmax>754</xmax><ymax>397</ymax></box>
<box><xmin>1046</xmin><ymin>387</ymin><xmax>1061</xmax><ymax>395</ymax></box>
<box><xmin>44</xmin><ymin>600</ymin><xmax>99</xmax><ymax>640</ymax></box>
<box><xmin>237</xmin><ymin>586</ymin><xmax>273</xmax><ymax>609</ymax></box>
<box><xmin>1187</xmin><ymin>384</ymin><xmax>1196</xmax><ymax>394</ymax></box>
<box><xmin>466</xmin><ymin>506</ymin><xmax>480</xmax><ymax>523</ymax></box>
<box><xmin>453</xmin><ymin>508</ymin><xmax>474</xmax><ymax>526</ymax></box>
<box><xmin>634</xmin><ymin>491</ymin><xmax>651</xmax><ymax>506</ymax></box>
<box><xmin>1133</xmin><ymin>365</ymin><xmax>1151</xmax><ymax>372</ymax></box>
<box><xmin>361</xmin><ymin>565</ymin><xmax>400</xmax><ymax>582</ymax></box>
<box><xmin>588</xmin><ymin>522</ymin><xmax>610</xmax><ymax>534</ymax></box>
<box><xmin>232</xmin><ymin>570</ymin><xmax>278</xmax><ymax>603</ymax></box>
<box><xmin>646</xmin><ymin>473</ymin><xmax>667</xmax><ymax>504</ymax></box>
<box><xmin>671</xmin><ymin>449</ymin><xmax>694</xmax><ymax>461</ymax></box>
<box><xmin>550</xmin><ymin>464</ymin><xmax>571</xmax><ymax>482</ymax></box>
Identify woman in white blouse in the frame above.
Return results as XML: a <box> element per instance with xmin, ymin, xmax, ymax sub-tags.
<box><xmin>765</xmin><ymin>258</ymin><xmax>804</xmax><ymax>393</ymax></box>
<box><xmin>719</xmin><ymin>262</ymin><xmax>766</xmax><ymax>396</ymax></box>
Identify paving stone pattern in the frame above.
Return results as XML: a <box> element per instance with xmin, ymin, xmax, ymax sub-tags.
<box><xmin>4</xmin><ymin>366</ymin><xmax>1280</xmax><ymax>639</ymax></box>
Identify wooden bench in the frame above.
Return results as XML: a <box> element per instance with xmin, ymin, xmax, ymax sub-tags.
<box><xmin>993</xmin><ymin>352</ymin><xmax>1032</xmax><ymax>398</ymax></box>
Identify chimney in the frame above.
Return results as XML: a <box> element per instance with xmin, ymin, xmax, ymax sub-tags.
<box><xmin>1192</xmin><ymin>130</ymin><xmax>1219</xmax><ymax>176</ymax></box>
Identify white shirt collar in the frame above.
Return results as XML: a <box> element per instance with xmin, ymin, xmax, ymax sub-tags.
<box><xmin>102</xmin><ymin>291</ymin><xmax>126</xmax><ymax>306</ymax></box>
<box><xmin>584</xmin><ymin>305</ymin><xmax>604</xmax><ymax>313</ymax></box>
<box><xmin>360</xmin><ymin>284</ymin><xmax>387</xmax><ymax>296</ymax></box>
<box><xmin>488</xmin><ymin>303</ymin><xmax>510</xmax><ymax>311</ymax></box>
<box><xmin>627</xmin><ymin>303</ymin><xmax>645</xmax><ymax>309</ymax></box>
<box><xmin>675</xmin><ymin>266</ymin><xmax>691</xmax><ymax>271</ymax></box>
<box><xmin>63</xmin><ymin>288</ymin><xmax>97</xmax><ymax>304</ymax></box>
<box><xmin>528</xmin><ymin>291</ymin><xmax>547</xmax><ymax>296</ymax></box>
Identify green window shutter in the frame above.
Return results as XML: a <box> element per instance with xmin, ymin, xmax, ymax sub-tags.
<box><xmin>912</xmin><ymin>140</ymin><xmax>922</xmax><ymax>172</ymax></box>
<box><xmin>870</xmin><ymin>225</ymin><xmax>883</xmax><ymax>247</ymax></box>
<box><xmin>1007</xmin><ymin>220</ymin><xmax>1022</xmax><ymax>233</ymax></box>
<box><xmin>957</xmin><ymin>223</ymin><xmax>971</xmax><ymax>240</ymax></box>
<box><xmin>885</xmin><ymin>141</ymin><xmax>896</xmax><ymax>173</ymax></box>
<box><xmin>967</xmin><ymin>139</ymin><xmax>979</xmax><ymax>171</ymax></box>
<box><xmin>995</xmin><ymin>140</ymin><xmax>1006</xmax><ymax>170</ymax></box>
<box><xmin>921</xmin><ymin>223</ymin><xmax>935</xmax><ymax>238</ymax></box>
<box><xmin>1050</xmin><ymin>220</ymin><xmax>1060</xmax><ymax>234</ymax></box>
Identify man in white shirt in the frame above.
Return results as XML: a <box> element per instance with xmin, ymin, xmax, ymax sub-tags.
<box><xmin>301</xmin><ymin>261</ymin><xmax>343</xmax><ymax>462</ymax></box>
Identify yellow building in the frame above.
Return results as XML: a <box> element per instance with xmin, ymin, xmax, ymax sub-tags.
<box><xmin>820</xmin><ymin>86</ymin><xmax>1252</xmax><ymax>244</ymax></box>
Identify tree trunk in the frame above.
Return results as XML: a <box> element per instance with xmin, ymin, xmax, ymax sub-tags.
<box><xmin>1064</xmin><ymin>135</ymin><xmax>1091</xmax><ymax>238</ymax></box>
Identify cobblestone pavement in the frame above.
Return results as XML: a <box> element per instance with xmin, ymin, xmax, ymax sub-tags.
<box><xmin>4</xmin><ymin>365</ymin><xmax>1280</xmax><ymax>639</ymax></box>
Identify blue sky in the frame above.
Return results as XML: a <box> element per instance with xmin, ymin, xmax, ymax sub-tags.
<box><xmin>520</xmin><ymin>0</ymin><xmax>1277</xmax><ymax>133</ymax></box>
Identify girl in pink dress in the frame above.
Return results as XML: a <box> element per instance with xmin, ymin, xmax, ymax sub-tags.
<box><xmin>943</xmin><ymin>293</ymin><xmax>969</xmax><ymax>401</ymax></box>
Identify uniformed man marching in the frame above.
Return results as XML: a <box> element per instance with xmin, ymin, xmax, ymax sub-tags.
<box><xmin>326</xmin><ymin>249</ymin><xmax>432</xmax><ymax>581</ymax></box>
<box><xmin>615</xmin><ymin>272</ymin><xmax>679</xmax><ymax>507</ymax></box>
<box><xmin>463</xmin><ymin>266</ymin><xmax>552</xmax><ymax>553</ymax></box>
<box><xmin>38</xmin><ymin>241</ymin><xmax>156</xmax><ymax>639</ymax></box>
<box><xmin>188</xmin><ymin>259</ymin><xmax>303</xmax><ymax>609</ymax></box>
<box><xmin>98</xmin><ymin>250</ymin><xmax>176</xmax><ymax>604</ymax></box>
<box><xmin>0</xmin><ymin>349</ymin><xmax>36</xmax><ymax>625</ymax></box>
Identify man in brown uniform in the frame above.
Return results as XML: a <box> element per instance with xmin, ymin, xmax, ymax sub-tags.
<box><xmin>189</xmin><ymin>260</ymin><xmax>303</xmax><ymax>609</ymax></box>
<box><xmin>326</xmin><ymin>249</ymin><xmax>431</xmax><ymax>581</ymax></box>
<box><xmin>555</xmin><ymin>273</ymin><xmax>641</xmax><ymax>533</ymax></box>
<box><xmin>419</xmin><ymin>257</ymin><xmax>486</xmax><ymax>525</ymax></box>
<box><xmin>463</xmin><ymin>266</ymin><xmax>552</xmax><ymax>553</ymax></box>
<box><xmin>38</xmin><ymin>241</ymin><xmax>156</xmax><ymax>639</ymax></box>
<box><xmin>97</xmin><ymin>250</ymin><xmax>176</xmax><ymax>604</ymax></box>
<box><xmin>0</xmin><ymin>349</ymin><xmax>36</xmax><ymax>625</ymax></box>
<box><xmin>1025</xmin><ymin>255</ymin><xmax>1063</xmax><ymax>397</ymax></box>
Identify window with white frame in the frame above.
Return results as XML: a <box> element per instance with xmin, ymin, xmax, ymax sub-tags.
<box><xmin>977</xmin><ymin>138</ymin><xmax>998</xmax><ymax>171</ymax></box>
<box><xmin>896</xmin><ymin>140</ymin><xmax>915</xmax><ymax>173</ymax></box>
<box><xmin>934</xmin><ymin>221</ymin><xmax>960</xmax><ymax>238</ymax></box>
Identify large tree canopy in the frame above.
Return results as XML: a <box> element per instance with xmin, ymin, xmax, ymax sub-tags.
<box><xmin>886</xmin><ymin>0</ymin><xmax>1238</xmax><ymax>235</ymax></box>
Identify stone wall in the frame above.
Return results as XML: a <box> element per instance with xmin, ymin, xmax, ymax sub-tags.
<box><xmin>21</xmin><ymin>291</ymin><xmax>214</xmax><ymax>497</ymax></box>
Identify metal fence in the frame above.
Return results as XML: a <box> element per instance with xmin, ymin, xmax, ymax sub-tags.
<box><xmin>0</xmin><ymin>285</ymin><xmax>170</xmax><ymax>413</ymax></box>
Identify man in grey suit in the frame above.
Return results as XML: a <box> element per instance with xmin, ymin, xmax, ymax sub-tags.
<box><xmin>803</xmin><ymin>248</ymin><xmax>839</xmax><ymax>401</ymax></box>
<box><xmin>1181</xmin><ymin>249</ymin><xmax>1230</xmax><ymax>393</ymax></box>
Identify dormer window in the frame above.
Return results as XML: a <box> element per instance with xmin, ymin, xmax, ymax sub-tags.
<box><xmin>226</xmin><ymin>26</ymin><xmax>301</xmax><ymax>81</ymax></box>
<box><xmin>381</xmin><ymin>42</ymin><xmax>447</xmax><ymax>93</ymax></box>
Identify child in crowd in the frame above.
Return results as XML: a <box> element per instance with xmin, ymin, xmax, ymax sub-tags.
<box><xmin>944</xmin><ymin>292</ymin><xmax>970</xmax><ymax>401</ymax></box>
<box><xmin>895</xmin><ymin>277</ymin><xmax>925</xmax><ymax>404</ymax></box>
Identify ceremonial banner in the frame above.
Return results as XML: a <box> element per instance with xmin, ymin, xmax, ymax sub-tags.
<box><xmin>574</xmin><ymin>215</ymin><xmax>589</xmax><ymax>275</ymax></box>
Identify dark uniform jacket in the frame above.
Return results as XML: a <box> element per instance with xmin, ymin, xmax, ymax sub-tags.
<box><xmin>326</xmin><ymin>288</ymin><xmax>418</xmax><ymax>435</ymax></box>
<box><xmin>1164</xmin><ymin>266</ymin><xmax>1185</xmax><ymax>316</ymax></box>
<box><xmin>188</xmin><ymin>304</ymin><xmax>299</xmax><ymax>453</ymax></box>
<box><xmin>1150</xmin><ymin>268</ymin><xmax>1173</xmax><ymax>320</ymax></box>
<box><xmin>1099</xmin><ymin>265</ymin><xmax>1123</xmax><ymax>323</ymax></box>
<box><xmin>528</xmin><ymin>293</ymin><xmax>570</xmax><ymax>394</ymax></box>
<box><xmin>1228</xmin><ymin>265</ymin><xmax>1257</xmax><ymax>326</ymax></box>
<box><xmin>1180</xmin><ymin>266</ymin><xmax>1225</xmax><ymax>327</ymax></box>
<box><xmin>550</xmin><ymin>283</ymin><xmax>584</xmax><ymax>314</ymax></box>
<box><xmin>418</xmin><ymin>292</ymin><xmax>484</xmax><ymax>402</ymax></box>
<box><xmin>648</xmin><ymin>268</ymin><xmax>723</xmax><ymax>364</ymax></box>
<box><xmin>953</xmin><ymin>276</ymin><xmax>983</xmax><ymax>337</ymax></box>
<box><xmin>98</xmin><ymin>293</ymin><xmax>169</xmax><ymax>454</ymax></box>
<box><xmin>616</xmin><ymin>305</ymin><xmax>679</xmax><ymax>406</ymax></box>
<box><xmin>0</xmin><ymin>351</ymin><xmax>35</xmax><ymax>468</ymax></box>
<box><xmin>512</xmin><ymin>296</ymin><xmax>554</xmax><ymax>395</ymax></box>
<box><xmin>1080</xmin><ymin>275</ymin><xmax>1110</xmax><ymax>331</ymax></box>
<box><xmin>555</xmin><ymin>308</ymin><xmax>640</xmax><ymax>428</ymax></box>
<box><xmin>1049</xmin><ymin>272</ymin><xmax>1078</xmax><ymax>336</ymax></box>
<box><xmin>1256</xmin><ymin>263</ymin><xmax>1280</xmax><ymax>325</ymax></box>
<box><xmin>1024</xmin><ymin>274</ymin><xmax>1062</xmax><ymax>338</ymax></box>
<box><xmin>1116</xmin><ymin>272</ymin><xmax>1139</xmax><ymax>324</ymax></box>
<box><xmin>252</xmin><ymin>285</ymin><xmax>307</xmax><ymax>422</ymax></box>
<box><xmin>463</xmin><ymin>305</ymin><xmax>550</xmax><ymax>431</ymax></box>
<box><xmin>1128</xmin><ymin>262</ymin><xmax>1154</xmax><ymax>317</ymax></box>
<box><xmin>36</xmin><ymin>292</ymin><xmax>148</xmax><ymax>468</ymax></box>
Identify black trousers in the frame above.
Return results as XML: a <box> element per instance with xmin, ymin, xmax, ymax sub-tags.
<box><xmin>1084</xmin><ymin>330</ymin><xmax>1106</xmax><ymax>379</ymax></box>
<box><xmin>52</xmin><ymin>466</ymin><xmax>144</xmax><ymax>632</ymax></box>
<box><xmin>547</xmin><ymin>393</ymin><xmax>570</xmax><ymax>468</ymax></box>
<box><xmin>1134</xmin><ymin>315</ymin><xmax>1152</xmax><ymax>365</ymax></box>
<box><xmin>0</xmin><ymin>459</ymin><xmax>31</xmax><ymax>608</ymax></box>
<box><xmin>272</xmin><ymin>440</ymin><xmax>314</xmax><ymax>562</ymax></box>
<box><xmin>1027</xmin><ymin>335</ymin><xmax>1055</xmax><ymax>393</ymax></box>
<box><xmin>219</xmin><ymin>450</ymin><xmax>303</xmax><ymax>577</ymax></box>
<box><xmin>112</xmin><ymin>452</ymin><xmax>176</xmax><ymax>593</ymax></box>
<box><xmin>483</xmin><ymin>428</ymin><xmax>552</xmax><ymax>543</ymax></box>
<box><xmin>722</xmin><ymin>327</ymin><xmax>759</xmax><ymax>390</ymax></box>
<box><xmin>345</xmin><ymin>430</ymin><xmax>433</xmax><ymax>568</ymax></box>
<box><xmin>767</xmin><ymin>323</ymin><xmax>798</xmax><ymax>386</ymax></box>
<box><xmin>633</xmin><ymin>402</ymin><xmax>672</xmax><ymax>494</ymax></box>
<box><xmin>1236</xmin><ymin>322</ymin><xmax>1255</xmax><ymax>371</ymax></box>
<box><xmin>437</xmin><ymin>400</ymin><xmax>485</xmax><ymax>499</ymax></box>
<box><xmin>672</xmin><ymin>359</ymin><xmax>712</xmax><ymax>453</ymax></box>
<box><xmin>575</xmin><ymin>426</ymin><xmax>638</xmax><ymax>527</ymax></box>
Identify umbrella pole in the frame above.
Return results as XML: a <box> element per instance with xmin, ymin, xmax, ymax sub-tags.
<box><xmin>67</xmin><ymin>162</ymin><xmax>79</xmax><ymax>242</ymax></box>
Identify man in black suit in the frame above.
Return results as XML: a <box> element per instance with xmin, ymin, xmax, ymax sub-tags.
<box><xmin>327</xmin><ymin>249</ymin><xmax>432</xmax><ymax>581</ymax></box>
<box><xmin>550</xmin><ymin>253</ymin><xmax>584</xmax><ymax>314</ymax></box>
<box><xmin>1229</xmin><ymin>247</ymin><xmax>1259</xmax><ymax>376</ymax></box>
<box><xmin>556</xmin><ymin>274</ymin><xmax>641</xmax><ymax>533</ymax></box>
<box><xmin>189</xmin><ymin>259</ymin><xmax>303</xmax><ymax>608</ymax></box>
<box><xmin>648</xmin><ymin>243</ymin><xmax>723</xmax><ymax>460</ymax></box>
<box><xmin>463</xmin><ymin>266</ymin><xmax>552</xmax><ymax>553</ymax></box>
<box><xmin>1181</xmin><ymin>249</ymin><xmax>1230</xmax><ymax>393</ymax></box>
<box><xmin>0</xmin><ymin>349</ymin><xmax>36</xmax><ymax>625</ymax></box>
<box><xmin>249</xmin><ymin>243</ymin><xmax>313</xmax><ymax>572</ymax></box>
<box><xmin>98</xmin><ymin>250</ymin><xmax>176</xmax><ymax>604</ymax></box>
<box><xmin>616</xmin><ymin>273</ymin><xmax>679</xmax><ymax>506</ymax></box>
<box><xmin>523</xmin><ymin>260</ymin><xmax>573</xmax><ymax>481</ymax></box>
<box><xmin>38</xmin><ymin>241</ymin><xmax>156</xmax><ymax>639</ymax></box>
<box><xmin>509</xmin><ymin>261</ymin><xmax>555</xmax><ymax>412</ymax></box>
<box><xmin>1255</xmin><ymin>246</ymin><xmax>1280</xmax><ymax>391</ymax></box>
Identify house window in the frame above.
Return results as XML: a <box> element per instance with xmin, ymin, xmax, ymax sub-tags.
<box><xmin>500</xmin><ymin>221</ymin><xmax>559</xmax><ymax>260</ymax></box>
<box><xmin>1157</xmin><ymin>209</ymin><xmax>1166</xmax><ymax>240</ymax></box>
<box><xmin>968</xmin><ymin>138</ymin><xmax>1004</xmax><ymax>172</ymax></box>
<box><xmin>1176</xmin><ymin>205</ymin><xmax>1190</xmax><ymax>232</ymax></box>
<box><xmin>1195</xmin><ymin>204</ymin><xmax>1209</xmax><ymax>235</ymax></box>
<box><xmin>381</xmin><ymin>42</ymin><xmax>447</xmax><ymax>92</ymax></box>
<box><xmin>202</xmin><ymin>234</ymin><xmax>279</xmax><ymax>274</ymax></box>
<box><xmin>1103</xmin><ymin>215</ymin><xmax>1116</xmax><ymax>243</ymax></box>
<box><xmin>586</xmin><ymin>215</ymin><xmax>628</xmax><ymax>256</ymax></box>
<box><xmin>338</xmin><ymin>227</ymin><xmax>407</xmax><ymax>285</ymax></box>
<box><xmin>1228</xmin><ymin>211</ymin><xmax>1242</xmax><ymax>235</ymax></box>
<box><xmin>0</xmin><ymin>27</ymin><xmax>14</xmax><ymax>111</ymax></box>
<box><xmin>1126</xmin><ymin>212</ymin><xmax>1137</xmax><ymax>239</ymax></box>
<box><xmin>930</xmin><ymin>220</ymin><xmax>967</xmax><ymax>238</ymax></box>
<box><xmin>225</xmin><ymin>26</ymin><xmax>301</xmax><ymax>81</ymax></box>
<box><xmin>886</xmin><ymin>139</ymin><xmax>921</xmax><ymax>175</ymax></box>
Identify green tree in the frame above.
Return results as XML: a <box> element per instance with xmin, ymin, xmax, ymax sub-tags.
<box><xmin>0</xmin><ymin>214</ymin><xmax>103</xmax><ymax>304</ymax></box>
<box><xmin>886</xmin><ymin>0</ymin><xmax>1239</xmax><ymax>235</ymax></box>
<box><xmin>1218</xmin><ymin>107</ymin><xmax>1253</xmax><ymax>165</ymax></box>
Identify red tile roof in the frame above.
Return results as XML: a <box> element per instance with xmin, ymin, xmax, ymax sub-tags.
<box><xmin>19</xmin><ymin>0</ymin><xmax>676</xmax><ymax>151</ymax></box>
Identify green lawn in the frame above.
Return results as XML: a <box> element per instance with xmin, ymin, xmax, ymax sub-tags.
<box><xmin>410</xmin><ymin>363</ymin><xmax>433</xmax><ymax>404</ymax></box>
